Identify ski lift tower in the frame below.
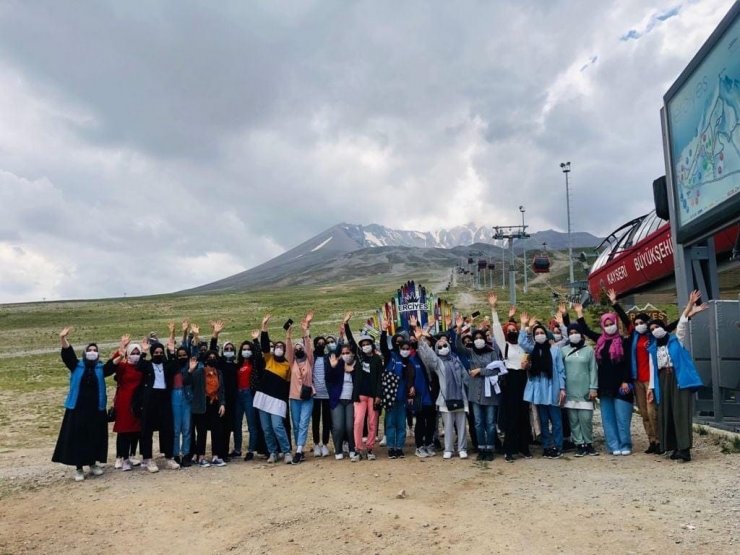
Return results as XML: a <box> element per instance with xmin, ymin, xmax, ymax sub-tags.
<box><xmin>493</xmin><ymin>225</ymin><xmax>530</xmax><ymax>305</ymax></box>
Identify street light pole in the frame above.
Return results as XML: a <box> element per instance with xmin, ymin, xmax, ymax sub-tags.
<box><xmin>560</xmin><ymin>161</ymin><xmax>575</xmax><ymax>294</ymax></box>
<box><xmin>519</xmin><ymin>205</ymin><xmax>527</xmax><ymax>293</ymax></box>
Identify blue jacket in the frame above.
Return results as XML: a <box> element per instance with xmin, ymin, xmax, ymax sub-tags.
<box><xmin>519</xmin><ymin>331</ymin><xmax>566</xmax><ymax>406</ymax></box>
<box><xmin>447</xmin><ymin>328</ymin><xmax>471</xmax><ymax>370</ymax></box>
<box><xmin>64</xmin><ymin>359</ymin><xmax>107</xmax><ymax>411</ymax></box>
<box><xmin>385</xmin><ymin>351</ymin><xmax>416</xmax><ymax>403</ymax></box>
<box><xmin>648</xmin><ymin>336</ymin><xmax>703</xmax><ymax>404</ymax></box>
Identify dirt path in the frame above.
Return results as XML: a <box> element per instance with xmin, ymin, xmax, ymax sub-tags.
<box><xmin>0</xmin><ymin>418</ymin><xmax>738</xmax><ymax>555</ymax></box>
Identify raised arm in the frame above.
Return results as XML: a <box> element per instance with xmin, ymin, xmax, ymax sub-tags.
<box><xmin>285</xmin><ymin>323</ymin><xmax>294</xmax><ymax>366</ymax></box>
<box><xmin>59</xmin><ymin>327</ymin><xmax>78</xmax><ymax>370</ymax></box>
<box><xmin>343</xmin><ymin>312</ymin><xmax>357</xmax><ymax>352</ymax></box>
<box><xmin>302</xmin><ymin>314</ymin><xmax>314</xmax><ymax>366</ymax></box>
<box><xmin>517</xmin><ymin>313</ymin><xmax>534</xmax><ymax>354</ymax></box>
<box><xmin>379</xmin><ymin>326</ymin><xmax>391</xmax><ymax>362</ymax></box>
<box><xmin>574</xmin><ymin>304</ymin><xmax>600</xmax><ymax>342</ymax></box>
<box><xmin>489</xmin><ymin>293</ymin><xmax>507</xmax><ymax>352</ymax></box>
<box><xmin>677</xmin><ymin>290</ymin><xmax>708</xmax><ymax>346</ymax></box>
<box><xmin>260</xmin><ymin>314</ymin><xmax>271</xmax><ymax>353</ymax></box>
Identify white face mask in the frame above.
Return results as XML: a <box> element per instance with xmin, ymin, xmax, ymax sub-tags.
<box><xmin>223</xmin><ymin>351</ymin><xmax>235</xmax><ymax>359</ymax></box>
<box><xmin>552</xmin><ymin>333</ymin><xmax>563</xmax><ymax>341</ymax></box>
<box><xmin>327</xmin><ymin>342</ymin><xmax>337</xmax><ymax>351</ymax></box>
<box><xmin>342</xmin><ymin>354</ymin><xmax>354</xmax><ymax>363</ymax></box>
<box><xmin>85</xmin><ymin>351</ymin><xmax>99</xmax><ymax>361</ymax></box>
<box><xmin>399</xmin><ymin>349</ymin><xmax>411</xmax><ymax>358</ymax></box>
<box><xmin>569</xmin><ymin>333</ymin><xmax>582</xmax><ymax>345</ymax></box>
<box><xmin>361</xmin><ymin>344</ymin><xmax>373</xmax><ymax>354</ymax></box>
<box><xmin>273</xmin><ymin>348</ymin><xmax>285</xmax><ymax>358</ymax></box>
<box><xmin>635</xmin><ymin>324</ymin><xmax>648</xmax><ymax>334</ymax></box>
<box><xmin>534</xmin><ymin>334</ymin><xmax>548</xmax><ymax>344</ymax></box>
<box><xmin>241</xmin><ymin>349</ymin><xmax>252</xmax><ymax>358</ymax></box>
<box><xmin>651</xmin><ymin>328</ymin><xmax>667</xmax><ymax>339</ymax></box>
<box><xmin>437</xmin><ymin>346</ymin><xmax>450</xmax><ymax>356</ymax></box>
<box><xmin>473</xmin><ymin>339</ymin><xmax>486</xmax><ymax>349</ymax></box>
<box><xmin>128</xmin><ymin>354</ymin><xmax>140</xmax><ymax>364</ymax></box>
<box><xmin>604</xmin><ymin>324</ymin><xmax>618</xmax><ymax>336</ymax></box>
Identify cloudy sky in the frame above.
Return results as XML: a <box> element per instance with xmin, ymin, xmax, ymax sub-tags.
<box><xmin>0</xmin><ymin>0</ymin><xmax>733</xmax><ymax>302</ymax></box>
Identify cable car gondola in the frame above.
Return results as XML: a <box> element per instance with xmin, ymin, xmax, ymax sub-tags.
<box><xmin>477</xmin><ymin>259</ymin><xmax>487</xmax><ymax>270</ymax></box>
<box><xmin>532</xmin><ymin>243</ymin><xmax>551</xmax><ymax>274</ymax></box>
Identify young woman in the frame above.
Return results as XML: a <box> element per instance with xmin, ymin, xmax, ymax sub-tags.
<box><xmin>326</xmin><ymin>343</ymin><xmax>357</xmax><ymax>460</ymax></box>
<box><xmin>575</xmin><ymin>302</ymin><xmax>633</xmax><ymax>456</ymax></box>
<box><xmin>52</xmin><ymin>327</ymin><xmax>113</xmax><ymax>481</ymax></box>
<box><xmin>289</xmin><ymin>314</ymin><xmax>315</xmax><ymax>464</ymax></box>
<box><xmin>105</xmin><ymin>335</ymin><xmax>144</xmax><ymax>472</ymax></box>
<box><xmin>414</xmin><ymin>328</ymin><xmax>470</xmax><ymax>460</ymax></box>
<box><xmin>253</xmin><ymin>314</ymin><xmax>294</xmax><ymax>464</ymax></box>
<box><xmin>205</xmin><ymin>321</ymin><xmax>238</xmax><ymax>460</ymax></box>
<box><xmin>191</xmin><ymin>352</ymin><xmax>227</xmax><ymax>467</ymax></box>
<box><xmin>518</xmin><ymin>313</ymin><xmax>566</xmax><ymax>459</ymax></box>
<box><xmin>648</xmin><ymin>290</ymin><xmax>706</xmax><ymax>462</ymax></box>
<box><xmin>454</xmin><ymin>312</ymin><xmax>504</xmax><ymax>462</ymax></box>
<box><xmin>380</xmin><ymin>323</ymin><xmax>416</xmax><ymax>459</ymax></box>
<box><xmin>311</xmin><ymin>335</ymin><xmax>332</xmax><ymax>458</ymax></box>
<box><xmin>166</xmin><ymin>328</ymin><xmax>194</xmax><ymax>468</ymax></box>
<box><xmin>234</xmin><ymin>333</ymin><xmax>261</xmax><ymax>461</ymax></box>
<box><xmin>561</xmin><ymin>325</ymin><xmax>598</xmax><ymax>457</ymax></box>
<box><xmin>628</xmin><ymin>310</ymin><xmax>660</xmax><ymax>454</ymax></box>
<box><xmin>490</xmin><ymin>297</ymin><xmax>531</xmax><ymax>462</ymax></box>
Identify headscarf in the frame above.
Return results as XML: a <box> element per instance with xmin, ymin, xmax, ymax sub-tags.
<box><xmin>649</xmin><ymin>318</ymin><xmax>670</xmax><ymax>346</ymax></box>
<box><xmin>595</xmin><ymin>312</ymin><xmax>624</xmax><ymax>362</ymax></box>
<box><xmin>529</xmin><ymin>324</ymin><xmax>553</xmax><ymax>378</ymax></box>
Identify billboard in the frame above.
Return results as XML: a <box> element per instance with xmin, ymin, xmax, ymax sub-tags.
<box><xmin>664</xmin><ymin>2</ymin><xmax>740</xmax><ymax>244</ymax></box>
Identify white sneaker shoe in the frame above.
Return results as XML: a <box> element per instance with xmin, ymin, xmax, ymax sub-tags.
<box><xmin>129</xmin><ymin>457</ymin><xmax>142</xmax><ymax>467</ymax></box>
<box><xmin>443</xmin><ymin>451</ymin><xmax>453</xmax><ymax>459</ymax></box>
<box><xmin>335</xmin><ymin>453</ymin><xmax>344</xmax><ymax>460</ymax></box>
<box><xmin>284</xmin><ymin>453</ymin><xmax>293</xmax><ymax>465</ymax></box>
<box><xmin>379</xmin><ymin>436</ymin><xmax>387</xmax><ymax>447</ymax></box>
<box><xmin>415</xmin><ymin>447</ymin><xmax>429</xmax><ymax>458</ymax></box>
<box><xmin>349</xmin><ymin>452</ymin><xmax>360</xmax><ymax>462</ymax></box>
<box><xmin>91</xmin><ymin>464</ymin><xmax>104</xmax><ymax>476</ymax></box>
<box><xmin>313</xmin><ymin>444</ymin><xmax>322</xmax><ymax>457</ymax></box>
<box><xmin>620</xmin><ymin>449</ymin><xmax>632</xmax><ymax>456</ymax></box>
<box><xmin>459</xmin><ymin>451</ymin><xmax>469</xmax><ymax>459</ymax></box>
<box><xmin>267</xmin><ymin>453</ymin><xmax>277</xmax><ymax>464</ymax></box>
<box><xmin>122</xmin><ymin>459</ymin><xmax>132</xmax><ymax>471</ymax></box>
<box><xmin>612</xmin><ymin>450</ymin><xmax>622</xmax><ymax>456</ymax></box>
<box><xmin>145</xmin><ymin>459</ymin><xmax>159</xmax><ymax>473</ymax></box>
<box><xmin>366</xmin><ymin>451</ymin><xmax>376</xmax><ymax>461</ymax></box>
<box><xmin>425</xmin><ymin>444</ymin><xmax>437</xmax><ymax>457</ymax></box>
<box><xmin>74</xmin><ymin>469</ymin><xmax>85</xmax><ymax>482</ymax></box>
<box><xmin>114</xmin><ymin>457</ymin><xmax>124</xmax><ymax>470</ymax></box>
<box><xmin>166</xmin><ymin>458</ymin><xmax>181</xmax><ymax>470</ymax></box>
<box><xmin>320</xmin><ymin>444</ymin><xmax>330</xmax><ymax>457</ymax></box>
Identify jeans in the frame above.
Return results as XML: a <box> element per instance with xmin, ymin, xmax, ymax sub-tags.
<box><xmin>600</xmin><ymin>396</ymin><xmax>633</xmax><ymax>453</ymax></box>
<box><xmin>171</xmin><ymin>389</ymin><xmax>192</xmax><ymax>457</ymax></box>
<box><xmin>233</xmin><ymin>389</ymin><xmax>258</xmax><ymax>453</ymax></box>
<box><xmin>384</xmin><ymin>403</ymin><xmax>408</xmax><ymax>450</ymax></box>
<box><xmin>536</xmin><ymin>404</ymin><xmax>563</xmax><ymax>451</ymax></box>
<box><xmin>289</xmin><ymin>398</ymin><xmax>314</xmax><ymax>450</ymax></box>
<box><xmin>471</xmin><ymin>403</ymin><xmax>497</xmax><ymax>450</ymax></box>
<box><xmin>258</xmin><ymin>409</ymin><xmax>291</xmax><ymax>455</ymax></box>
<box><xmin>354</xmin><ymin>396</ymin><xmax>379</xmax><ymax>450</ymax></box>
<box><xmin>331</xmin><ymin>400</ymin><xmax>355</xmax><ymax>453</ymax></box>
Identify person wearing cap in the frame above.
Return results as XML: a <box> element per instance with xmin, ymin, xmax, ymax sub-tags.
<box><xmin>647</xmin><ymin>290</ymin><xmax>706</xmax><ymax>462</ymax></box>
<box><xmin>104</xmin><ymin>335</ymin><xmax>145</xmax><ymax>472</ymax></box>
<box><xmin>561</xmin><ymin>324</ymin><xmax>598</xmax><ymax>457</ymax></box>
<box><xmin>343</xmin><ymin>312</ymin><xmax>383</xmax><ymax>461</ymax></box>
<box><xmin>53</xmin><ymin>326</ymin><xmax>113</xmax><ymax>481</ymax></box>
<box><xmin>518</xmin><ymin>312</ymin><xmax>567</xmax><ymax>459</ymax></box>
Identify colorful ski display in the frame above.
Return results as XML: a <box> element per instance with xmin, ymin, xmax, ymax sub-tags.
<box><xmin>375</xmin><ymin>280</ymin><xmax>454</xmax><ymax>335</ymax></box>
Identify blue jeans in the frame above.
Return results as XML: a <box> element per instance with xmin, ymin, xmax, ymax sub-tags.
<box><xmin>536</xmin><ymin>404</ymin><xmax>563</xmax><ymax>450</ymax></box>
<box><xmin>233</xmin><ymin>389</ymin><xmax>258</xmax><ymax>453</ymax></box>
<box><xmin>258</xmin><ymin>409</ymin><xmax>291</xmax><ymax>455</ymax></box>
<box><xmin>600</xmin><ymin>396</ymin><xmax>633</xmax><ymax>452</ymax></box>
<box><xmin>384</xmin><ymin>403</ymin><xmax>408</xmax><ymax>450</ymax></box>
<box><xmin>289</xmin><ymin>398</ymin><xmax>314</xmax><ymax>450</ymax></box>
<box><xmin>472</xmin><ymin>403</ymin><xmax>497</xmax><ymax>450</ymax></box>
<box><xmin>171</xmin><ymin>388</ymin><xmax>192</xmax><ymax>457</ymax></box>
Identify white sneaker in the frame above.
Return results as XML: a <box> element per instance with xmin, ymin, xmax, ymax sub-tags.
<box><xmin>122</xmin><ymin>459</ymin><xmax>132</xmax><ymax>471</ymax></box>
<box><xmin>284</xmin><ymin>453</ymin><xmax>293</xmax><ymax>465</ymax></box>
<box><xmin>166</xmin><ymin>458</ymin><xmax>181</xmax><ymax>470</ymax></box>
<box><xmin>335</xmin><ymin>453</ymin><xmax>344</xmax><ymax>461</ymax></box>
<box><xmin>620</xmin><ymin>449</ymin><xmax>632</xmax><ymax>456</ymax></box>
<box><xmin>349</xmin><ymin>452</ymin><xmax>360</xmax><ymax>462</ymax></box>
<box><xmin>91</xmin><ymin>464</ymin><xmax>104</xmax><ymax>476</ymax></box>
<box><xmin>379</xmin><ymin>436</ymin><xmax>387</xmax><ymax>447</ymax></box>
<box><xmin>425</xmin><ymin>444</ymin><xmax>437</xmax><ymax>457</ymax></box>
<box><xmin>459</xmin><ymin>451</ymin><xmax>469</xmax><ymax>459</ymax></box>
<box><xmin>320</xmin><ymin>444</ymin><xmax>330</xmax><ymax>457</ymax></box>
<box><xmin>267</xmin><ymin>454</ymin><xmax>277</xmax><ymax>464</ymax></box>
<box><xmin>443</xmin><ymin>451</ymin><xmax>453</xmax><ymax>459</ymax></box>
<box><xmin>74</xmin><ymin>469</ymin><xmax>85</xmax><ymax>482</ymax></box>
<box><xmin>313</xmin><ymin>445</ymin><xmax>322</xmax><ymax>457</ymax></box>
<box><xmin>415</xmin><ymin>447</ymin><xmax>429</xmax><ymax>458</ymax></box>
<box><xmin>129</xmin><ymin>457</ymin><xmax>142</xmax><ymax>467</ymax></box>
<box><xmin>612</xmin><ymin>450</ymin><xmax>622</xmax><ymax>456</ymax></box>
<box><xmin>145</xmin><ymin>459</ymin><xmax>159</xmax><ymax>473</ymax></box>
<box><xmin>114</xmin><ymin>457</ymin><xmax>124</xmax><ymax>470</ymax></box>
<box><xmin>366</xmin><ymin>451</ymin><xmax>376</xmax><ymax>461</ymax></box>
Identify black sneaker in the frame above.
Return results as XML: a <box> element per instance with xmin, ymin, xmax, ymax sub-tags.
<box><xmin>388</xmin><ymin>449</ymin><xmax>397</xmax><ymax>459</ymax></box>
<box><xmin>180</xmin><ymin>457</ymin><xmax>192</xmax><ymax>468</ymax></box>
<box><xmin>655</xmin><ymin>443</ymin><xmax>665</xmax><ymax>455</ymax></box>
<box><xmin>397</xmin><ymin>450</ymin><xmax>405</xmax><ymax>459</ymax></box>
<box><xmin>644</xmin><ymin>442</ymin><xmax>656</xmax><ymax>454</ymax></box>
<box><xmin>244</xmin><ymin>452</ymin><xmax>254</xmax><ymax>461</ymax></box>
<box><xmin>543</xmin><ymin>448</ymin><xmax>554</xmax><ymax>459</ymax></box>
<box><xmin>676</xmin><ymin>449</ymin><xmax>691</xmax><ymax>462</ymax></box>
<box><xmin>551</xmin><ymin>449</ymin><xmax>563</xmax><ymax>459</ymax></box>
<box><xmin>669</xmin><ymin>450</ymin><xmax>679</xmax><ymax>460</ymax></box>
<box><xmin>504</xmin><ymin>453</ymin><xmax>514</xmax><ymax>463</ymax></box>
<box><xmin>520</xmin><ymin>450</ymin><xmax>533</xmax><ymax>459</ymax></box>
<box><xmin>584</xmin><ymin>444</ymin><xmax>599</xmax><ymax>456</ymax></box>
<box><xmin>174</xmin><ymin>456</ymin><xmax>182</xmax><ymax>465</ymax></box>
<box><xmin>574</xmin><ymin>445</ymin><xmax>586</xmax><ymax>458</ymax></box>
<box><xmin>433</xmin><ymin>438</ymin><xmax>442</xmax><ymax>450</ymax></box>
<box><xmin>291</xmin><ymin>452</ymin><xmax>304</xmax><ymax>464</ymax></box>
<box><xmin>476</xmin><ymin>451</ymin><xmax>486</xmax><ymax>461</ymax></box>
<box><xmin>562</xmin><ymin>439</ymin><xmax>576</xmax><ymax>452</ymax></box>
<box><xmin>228</xmin><ymin>451</ymin><xmax>241</xmax><ymax>459</ymax></box>
<box><xmin>486</xmin><ymin>450</ymin><xmax>495</xmax><ymax>462</ymax></box>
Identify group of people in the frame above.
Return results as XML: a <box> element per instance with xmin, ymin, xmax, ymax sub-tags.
<box><xmin>52</xmin><ymin>288</ymin><xmax>706</xmax><ymax>481</ymax></box>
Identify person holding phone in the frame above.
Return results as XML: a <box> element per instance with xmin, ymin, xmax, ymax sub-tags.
<box><xmin>253</xmin><ymin>314</ymin><xmax>294</xmax><ymax>464</ymax></box>
<box><xmin>561</xmin><ymin>325</ymin><xmax>598</xmax><ymax>457</ymax></box>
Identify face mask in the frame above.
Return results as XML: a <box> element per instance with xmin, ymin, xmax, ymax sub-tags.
<box><xmin>506</xmin><ymin>331</ymin><xmax>519</xmax><ymax>343</ymax></box>
<box><xmin>553</xmin><ymin>333</ymin><xmax>563</xmax><ymax>341</ymax></box>
<box><xmin>473</xmin><ymin>339</ymin><xmax>486</xmax><ymax>349</ymax></box>
<box><xmin>534</xmin><ymin>334</ymin><xmax>548</xmax><ymax>344</ymax></box>
<box><xmin>342</xmin><ymin>354</ymin><xmax>354</xmax><ymax>363</ymax></box>
<box><xmin>207</xmin><ymin>358</ymin><xmax>217</xmax><ymax>366</ymax></box>
<box><xmin>273</xmin><ymin>348</ymin><xmax>284</xmax><ymax>358</ymax></box>
<box><xmin>437</xmin><ymin>346</ymin><xmax>450</xmax><ymax>356</ymax></box>
<box><xmin>361</xmin><ymin>344</ymin><xmax>373</xmax><ymax>355</ymax></box>
<box><xmin>327</xmin><ymin>342</ymin><xmax>337</xmax><ymax>352</ymax></box>
<box><xmin>295</xmin><ymin>349</ymin><xmax>306</xmax><ymax>360</ymax></box>
<box><xmin>399</xmin><ymin>349</ymin><xmax>411</xmax><ymax>358</ymax></box>
<box><xmin>85</xmin><ymin>351</ymin><xmax>99</xmax><ymax>361</ymax></box>
<box><xmin>241</xmin><ymin>349</ymin><xmax>252</xmax><ymax>359</ymax></box>
<box><xmin>569</xmin><ymin>333</ymin><xmax>582</xmax><ymax>345</ymax></box>
<box><xmin>178</xmin><ymin>357</ymin><xmax>189</xmax><ymax>364</ymax></box>
<box><xmin>223</xmin><ymin>351</ymin><xmax>235</xmax><ymax>359</ymax></box>
<box><xmin>151</xmin><ymin>354</ymin><xmax>164</xmax><ymax>364</ymax></box>
<box><xmin>604</xmin><ymin>324</ymin><xmax>618</xmax><ymax>336</ymax></box>
<box><xmin>128</xmin><ymin>354</ymin><xmax>141</xmax><ymax>364</ymax></box>
<box><xmin>651</xmin><ymin>328</ymin><xmax>667</xmax><ymax>339</ymax></box>
<box><xmin>635</xmin><ymin>324</ymin><xmax>648</xmax><ymax>334</ymax></box>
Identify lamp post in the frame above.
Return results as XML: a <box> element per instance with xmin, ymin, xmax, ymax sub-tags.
<box><xmin>519</xmin><ymin>205</ymin><xmax>527</xmax><ymax>293</ymax></box>
<box><xmin>560</xmin><ymin>161</ymin><xmax>575</xmax><ymax>294</ymax></box>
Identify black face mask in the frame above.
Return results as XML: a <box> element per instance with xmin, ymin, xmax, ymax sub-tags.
<box><xmin>152</xmin><ymin>354</ymin><xmax>164</xmax><ymax>364</ymax></box>
<box><xmin>207</xmin><ymin>358</ymin><xmax>217</xmax><ymax>366</ymax></box>
<box><xmin>506</xmin><ymin>331</ymin><xmax>519</xmax><ymax>343</ymax></box>
<box><xmin>295</xmin><ymin>350</ymin><xmax>306</xmax><ymax>360</ymax></box>
<box><xmin>315</xmin><ymin>345</ymin><xmax>325</xmax><ymax>356</ymax></box>
<box><xmin>177</xmin><ymin>357</ymin><xmax>189</xmax><ymax>364</ymax></box>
